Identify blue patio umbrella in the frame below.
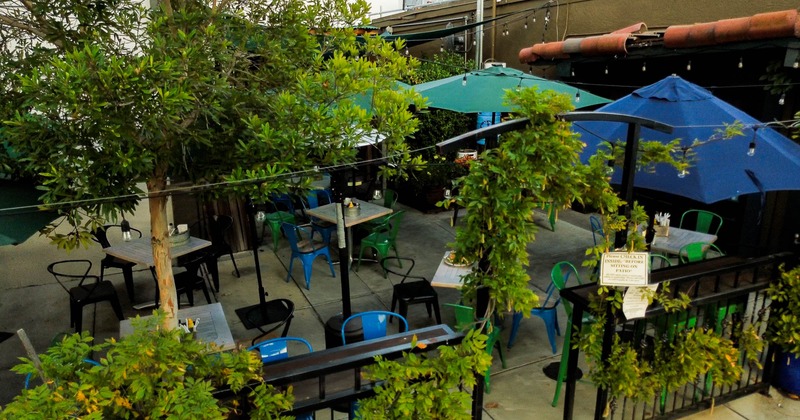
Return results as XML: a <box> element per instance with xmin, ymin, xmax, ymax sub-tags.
<box><xmin>574</xmin><ymin>75</ymin><xmax>800</xmax><ymax>204</ymax></box>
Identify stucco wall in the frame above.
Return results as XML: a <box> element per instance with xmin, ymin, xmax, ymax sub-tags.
<box><xmin>376</xmin><ymin>0</ymin><xmax>799</xmax><ymax>70</ymax></box>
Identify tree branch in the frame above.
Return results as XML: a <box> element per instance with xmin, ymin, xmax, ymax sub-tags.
<box><xmin>0</xmin><ymin>14</ymin><xmax>60</xmax><ymax>48</ymax></box>
<box><xmin>17</xmin><ymin>0</ymin><xmax>64</xmax><ymax>48</ymax></box>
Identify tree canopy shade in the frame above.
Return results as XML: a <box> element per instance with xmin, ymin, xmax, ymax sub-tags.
<box><xmin>0</xmin><ymin>0</ymin><xmax>423</xmax><ymax>328</ymax></box>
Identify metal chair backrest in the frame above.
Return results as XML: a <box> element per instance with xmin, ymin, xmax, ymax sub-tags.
<box><xmin>589</xmin><ymin>215</ymin><xmax>604</xmax><ymax>246</ymax></box>
<box><xmin>208</xmin><ymin>215</ymin><xmax>233</xmax><ymax>245</ymax></box>
<box><xmin>375</xmin><ymin>210</ymin><xmax>404</xmax><ymax>241</ymax></box>
<box><xmin>341</xmin><ymin>311</ymin><xmax>408</xmax><ymax>344</ymax></box>
<box><xmin>678</xmin><ymin>242</ymin><xmax>725</xmax><ymax>264</ymax></box>
<box><xmin>381</xmin><ymin>257</ymin><xmax>424</xmax><ymax>284</ymax></box>
<box><xmin>384</xmin><ymin>189</ymin><xmax>398</xmax><ymax>209</ymax></box>
<box><xmin>650</xmin><ymin>254</ymin><xmax>672</xmax><ymax>270</ymax></box>
<box><xmin>550</xmin><ymin>262</ymin><xmax>583</xmax><ymax>316</ymax></box>
<box><xmin>680</xmin><ymin>210</ymin><xmax>723</xmax><ymax>236</ymax></box>
<box><xmin>47</xmin><ymin>260</ymin><xmax>96</xmax><ymax>294</ymax></box>
<box><xmin>247</xmin><ymin>337</ymin><xmax>312</xmax><ymax>365</ymax></box>
<box><xmin>269</xmin><ymin>193</ymin><xmax>295</xmax><ymax>214</ymax></box>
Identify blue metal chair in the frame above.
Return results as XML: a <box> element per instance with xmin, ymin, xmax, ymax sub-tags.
<box><xmin>300</xmin><ymin>191</ymin><xmax>336</xmax><ymax>245</ymax></box>
<box><xmin>262</xmin><ymin>195</ymin><xmax>297</xmax><ymax>251</ymax></box>
<box><xmin>281</xmin><ymin>222</ymin><xmax>336</xmax><ymax>290</ymax></box>
<box><xmin>247</xmin><ymin>337</ymin><xmax>313</xmax><ymax>365</ymax></box>
<box><xmin>341</xmin><ymin>311</ymin><xmax>408</xmax><ymax>344</ymax></box>
<box><xmin>589</xmin><ymin>215</ymin><xmax>604</xmax><ymax>246</ymax></box>
<box><xmin>507</xmin><ymin>261</ymin><xmax>583</xmax><ymax>353</ymax></box>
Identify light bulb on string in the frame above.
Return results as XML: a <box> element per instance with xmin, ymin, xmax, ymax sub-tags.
<box><xmin>473</xmin><ymin>39</ymin><xmax>477</xmax><ymax>46</ymax></box>
<box><xmin>516</xmin><ymin>78</ymin><xmax>523</xmax><ymax>92</ymax></box>
<box><xmin>779</xmin><ymin>93</ymin><xmax>786</xmax><ymax>105</ymax></box>
<box><xmin>571</xmin><ymin>68</ymin><xmax>575</xmax><ymax>77</ymax></box>
<box><xmin>604</xmin><ymin>65</ymin><xmax>609</xmax><ymax>75</ymax></box>
<box><xmin>462</xmin><ymin>74</ymin><xmax>467</xmax><ymax>86</ymax></box>
<box><xmin>524</xmin><ymin>17</ymin><xmax>528</xmax><ymax>30</ymax></box>
<box><xmin>738</xmin><ymin>57</ymin><xmax>743</xmax><ymax>69</ymax></box>
<box><xmin>677</xmin><ymin>148</ymin><xmax>689</xmax><ymax>178</ymax></box>
<box><xmin>747</xmin><ymin>141</ymin><xmax>756</xmax><ymax>157</ymax></box>
<box><xmin>440</xmin><ymin>43</ymin><xmax>444</xmax><ymax>52</ymax></box>
<box><xmin>529</xmin><ymin>66</ymin><xmax>533</xmax><ymax>74</ymax></box>
<box><xmin>404</xmin><ymin>46</ymin><xmax>409</xmax><ymax>56</ymax></box>
<box><xmin>532</xmin><ymin>10</ymin><xmax>536</xmax><ymax>23</ymax></box>
<box><xmin>575</xmin><ymin>91</ymin><xmax>581</xmax><ymax>103</ymax></box>
<box><xmin>794</xmin><ymin>58</ymin><xmax>799</xmax><ymax>69</ymax></box>
<box><xmin>686</xmin><ymin>60</ymin><xmax>692</xmax><ymax>71</ymax></box>
<box><xmin>641</xmin><ymin>61</ymin><xmax>647</xmax><ymax>72</ymax></box>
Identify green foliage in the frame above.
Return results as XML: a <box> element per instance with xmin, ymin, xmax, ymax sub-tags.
<box><xmin>358</xmin><ymin>329</ymin><xmax>492</xmax><ymax>420</ymax></box>
<box><xmin>766</xmin><ymin>264</ymin><xmax>800</xmax><ymax>357</ymax></box>
<box><xmin>0</xmin><ymin>0</ymin><xmax>421</xmax><ymax>246</ymax></box>
<box><xmin>1</xmin><ymin>312</ymin><xmax>292</xmax><ymax>418</ymax></box>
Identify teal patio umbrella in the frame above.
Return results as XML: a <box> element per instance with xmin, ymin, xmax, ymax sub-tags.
<box><xmin>0</xmin><ymin>179</ymin><xmax>58</xmax><ymax>246</ymax></box>
<box><xmin>413</xmin><ymin>66</ymin><xmax>609</xmax><ymax>113</ymax></box>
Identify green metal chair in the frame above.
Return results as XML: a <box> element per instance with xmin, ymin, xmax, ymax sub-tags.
<box><xmin>679</xmin><ymin>209</ymin><xmax>723</xmax><ymax>236</ymax></box>
<box><xmin>444</xmin><ymin>303</ymin><xmax>506</xmax><ymax>394</ymax></box>
<box><xmin>650</xmin><ymin>253</ymin><xmax>673</xmax><ymax>270</ymax></box>
<box><xmin>262</xmin><ymin>195</ymin><xmax>296</xmax><ymax>251</ymax></box>
<box><xmin>678</xmin><ymin>242</ymin><xmax>725</xmax><ymax>264</ymax></box>
<box><xmin>359</xmin><ymin>189</ymin><xmax>399</xmax><ymax>233</ymax></box>
<box><xmin>356</xmin><ymin>211</ymin><xmax>405</xmax><ymax>277</ymax></box>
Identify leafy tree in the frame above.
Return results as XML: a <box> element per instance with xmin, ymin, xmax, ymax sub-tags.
<box><xmin>2</xmin><ymin>311</ymin><xmax>292</xmax><ymax>418</ymax></box>
<box><xmin>0</xmin><ymin>0</ymin><xmax>422</xmax><ymax>328</ymax></box>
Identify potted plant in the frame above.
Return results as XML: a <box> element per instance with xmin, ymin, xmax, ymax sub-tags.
<box><xmin>766</xmin><ymin>263</ymin><xmax>800</xmax><ymax>397</ymax></box>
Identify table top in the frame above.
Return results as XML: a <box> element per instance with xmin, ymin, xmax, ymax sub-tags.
<box><xmin>650</xmin><ymin>227</ymin><xmax>717</xmax><ymax>255</ymax></box>
<box><xmin>431</xmin><ymin>251</ymin><xmax>473</xmax><ymax>289</ymax></box>
<box><xmin>119</xmin><ymin>302</ymin><xmax>235</xmax><ymax>352</ymax></box>
<box><xmin>305</xmin><ymin>201</ymin><xmax>392</xmax><ymax>228</ymax></box>
<box><xmin>103</xmin><ymin>236</ymin><xmax>211</xmax><ymax>267</ymax></box>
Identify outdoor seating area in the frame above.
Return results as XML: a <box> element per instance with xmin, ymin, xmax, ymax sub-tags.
<box><xmin>2</xmin><ymin>204</ymin><xmax>796</xmax><ymax>418</ymax></box>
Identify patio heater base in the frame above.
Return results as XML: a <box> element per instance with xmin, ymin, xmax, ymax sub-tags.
<box><xmin>542</xmin><ymin>361</ymin><xmax>582</xmax><ymax>381</ymax></box>
<box><xmin>324</xmin><ymin>314</ymin><xmax>363</xmax><ymax>349</ymax></box>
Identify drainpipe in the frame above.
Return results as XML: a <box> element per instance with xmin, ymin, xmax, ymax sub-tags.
<box><xmin>475</xmin><ymin>0</ymin><xmax>484</xmax><ymax>68</ymax></box>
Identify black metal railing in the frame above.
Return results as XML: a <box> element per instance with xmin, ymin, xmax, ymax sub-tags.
<box><xmin>214</xmin><ymin>324</ymin><xmax>472</xmax><ymax>418</ymax></box>
<box><xmin>560</xmin><ymin>252</ymin><xmax>794</xmax><ymax>420</ymax></box>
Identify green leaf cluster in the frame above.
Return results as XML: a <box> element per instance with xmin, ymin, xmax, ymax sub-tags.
<box><xmin>358</xmin><ymin>329</ymin><xmax>492</xmax><ymax>419</ymax></box>
<box><xmin>766</xmin><ymin>264</ymin><xmax>800</xmax><ymax>357</ymax></box>
<box><xmin>1</xmin><ymin>311</ymin><xmax>292</xmax><ymax>418</ymax></box>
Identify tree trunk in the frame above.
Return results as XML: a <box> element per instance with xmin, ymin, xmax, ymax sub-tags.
<box><xmin>147</xmin><ymin>170</ymin><xmax>178</xmax><ymax>330</ymax></box>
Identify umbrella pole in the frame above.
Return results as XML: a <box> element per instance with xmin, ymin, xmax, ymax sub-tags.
<box><xmin>234</xmin><ymin>197</ymin><xmax>273</xmax><ymax>329</ymax></box>
<box><xmin>615</xmin><ymin>123</ymin><xmax>641</xmax><ymax>249</ymax></box>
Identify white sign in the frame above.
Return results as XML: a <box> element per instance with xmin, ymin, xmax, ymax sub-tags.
<box><xmin>599</xmin><ymin>252</ymin><xmax>650</xmax><ymax>287</ymax></box>
<box><xmin>623</xmin><ymin>284</ymin><xmax>659</xmax><ymax>320</ymax></box>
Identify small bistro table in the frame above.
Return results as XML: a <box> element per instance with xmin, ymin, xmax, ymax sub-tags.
<box><xmin>119</xmin><ymin>302</ymin><xmax>235</xmax><ymax>352</ymax></box>
<box><xmin>431</xmin><ymin>251</ymin><xmax>473</xmax><ymax>289</ymax></box>
<box><xmin>650</xmin><ymin>227</ymin><xmax>718</xmax><ymax>256</ymax></box>
<box><xmin>103</xmin><ymin>236</ymin><xmax>212</xmax><ymax>309</ymax></box>
<box><xmin>305</xmin><ymin>201</ymin><xmax>393</xmax><ymax>262</ymax></box>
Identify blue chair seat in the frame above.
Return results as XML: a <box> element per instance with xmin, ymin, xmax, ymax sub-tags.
<box><xmin>282</xmin><ymin>222</ymin><xmax>335</xmax><ymax>290</ymax></box>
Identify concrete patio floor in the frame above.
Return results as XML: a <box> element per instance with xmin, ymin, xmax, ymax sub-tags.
<box><xmin>1</xmin><ymin>203</ymin><xmax>798</xmax><ymax>419</ymax></box>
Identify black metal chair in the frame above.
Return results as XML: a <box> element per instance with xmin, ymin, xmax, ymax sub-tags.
<box><xmin>382</xmin><ymin>257</ymin><xmax>441</xmax><ymax>326</ymax></box>
<box><xmin>47</xmin><ymin>259</ymin><xmax>124</xmax><ymax>333</ymax></box>
<box><xmin>207</xmin><ymin>214</ymin><xmax>239</xmax><ymax>282</ymax></box>
<box><xmin>91</xmin><ymin>224</ymin><xmax>143</xmax><ymax>302</ymax></box>
<box><xmin>174</xmin><ymin>254</ymin><xmax>213</xmax><ymax>308</ymax></box>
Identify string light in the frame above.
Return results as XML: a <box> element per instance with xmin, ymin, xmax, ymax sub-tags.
<box><xmin>604</xmin><ymin>65</ymin><xmax>609</xmax><ymax>75</ymax></box>
<box><xmin>677</xmin><ymin>148</ymin><xmax>689</xmax><ymax>178</ymax></box>
<box><xmin>747</xmin><ymin>141</ymin><xmax>756</xmax><ymax>156</ymax></box>
<box><xmin>641</xmin><ymin>61</ymin><xmax>647</xmax><ymax>72</ymax></box>
<box><xmin>503</xmin><ymin>24</ymin><xmax>509</xmax><ymax>36</ymax></box>
<box><xmin>794</xmin><ymin>57</ymin><xmax>799</xmax><ymax>69</ymax></box>
<box><xmin>532</xmin><ymin>10</ymin><xmax>536</xmax><ymax>23</ymax></box>
<box><xmin>575</xmin><ymin>91</ymin><xmax>581</xmax><ymax>103</ymax></box>
<box><xmin>524</xmin><ymin>17</ymin><xmax>528</xmax><ymax>30</ymax></box>
<box><xmin>440</xmin><ymin>42</ymin><xmax>444</xmax><ymax>52</ymax></box>
<box><xmin>516</xmin><ymin>78</ymin><xmax>523</xmax><ymax>91</ymax></box>
<box><xmin>462</xmin><ymin>74</ymin><xmax>467</xmax><ymax>86</ymax></box>
<box><xmin>404</xmin><ymin>46</ymin><xmax>409</xmax><ymax>56</ymax></box>
<box><xmin>571</xmin><ymin>68</ymin><xmax>575</xmax><ymax>77</ymax></box>
<box><xmin>686</xmin><ymin>60</ymin><xmax>692</xmax><ymax>71</ymax></box>
<box><xmin>738</xmin><ymin>56</ymin><xmax>743</xmax><ymax>69</ymax></box>
<box><xmin>779</xmin><ymin>93</ymin><xmax>786</xmax><ymax>105</ymax></box>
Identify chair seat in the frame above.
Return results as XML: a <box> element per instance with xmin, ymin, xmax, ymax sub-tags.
<box><xmin>393</xmin><ymin>281</ymin><xmax>438</xmax><ymax>301</ymax></box>
<box><xmin>296</xmin><ymin>238</ymin><xmax>327</xmax><ymax>253</ymax></box>
<box><xmin>69</xmin><ymin>281</ymin><xmax>119</xmax><ymax>304</ymax></box>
